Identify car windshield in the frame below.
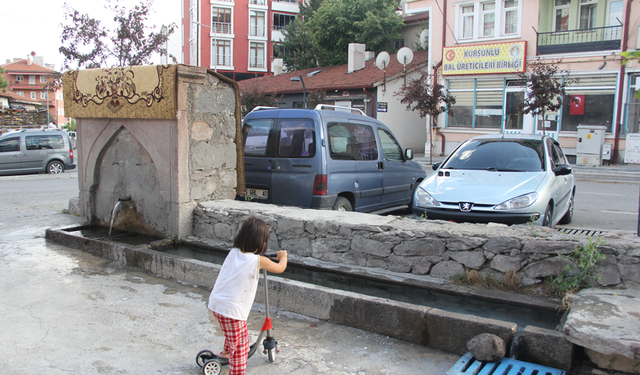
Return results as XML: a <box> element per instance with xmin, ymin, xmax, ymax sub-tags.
<box><xmin>442</xmin><ymin>139</ymin><xmax>545</xmax><ymax>172</ymax></box>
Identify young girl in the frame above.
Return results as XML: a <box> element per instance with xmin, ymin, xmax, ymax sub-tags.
<box><xmin>208</xmin><ymin>216</ymin><xmax>287</xmax><ymax>375</ymax></box>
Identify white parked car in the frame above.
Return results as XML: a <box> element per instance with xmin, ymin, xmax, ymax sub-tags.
<box><xmin>412</xmin><ymin>134</ymin><xmax>575</xmax><ymax>226</ymax></box>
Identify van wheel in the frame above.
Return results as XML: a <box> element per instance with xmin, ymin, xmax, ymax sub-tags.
<box><xmin>332</xmin><ymin>197</ymin><xmax>353</xmax><ymax>211</ymax></box>
<box><xmin>47</xmin><ymin>161</ymin><xmax>65</xmax><ymax>174</ymax></box>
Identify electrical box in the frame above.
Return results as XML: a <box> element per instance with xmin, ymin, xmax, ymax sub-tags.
<box><xmin>576</xmin><ymin>125</ymin><xmax>607</xmax><ymax>166</ymax></box>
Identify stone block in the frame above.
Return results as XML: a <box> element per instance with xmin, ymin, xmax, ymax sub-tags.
<box><xmin>518</xmin><ymin>326</ymin><xmax>573</xmax><ymax>371</ymax></box>
<box><xmin>446</xmin><ymin>250</ymin><xmax>486</xmax><ymax>269</ymax></box>
<box><xmin>585</xmin><ymin>348</ymin><xmax>640</xmax><ymax>374</ymax></box>
<box><xmin>491</xmin><ymin>254</ymin><xmax>527</xmax><ymax>273</ymax></box>
<box><xmin>281</xmin><ymin>237</ymin><xmax>312</xmax><ymax>257</ymax></box>
<box><xmin>393</xmin><ymin>238</ymin><xmax>446</xmax><ymax>257</ymax></box>
<box><xmin>483</xmin><ymin>237</ymin><xmax>521</xmax><ymax>254</ymax></box>
<box><xmin>276</xmin><ymin>218</ymin><xmax>305</xmax><ymax>238</ymax></box>
<box><xmin>595</xmin><ymin>254</ymin><xmax>621</xmax><ymax>286</ymax></box>
<box><xmin>430</xmin><ymin>260</ymin><xmax>465</xmax><ymax>280</ymax></box>
<box><xmin>446</xmin><ymin>237</ymin><xmax>487</xmax><ymax>251</ymax></box>
<box><xmin>522</xmin><ymin>240</ymin><xmax>579</xmax><ymax>255</ymax></box>
<box><xmin>351</xmin><ymin>234</ymin><xmax>391</xmax><ymax>257</ymax></box>
<box><xmin>523</xmin><ymin>256</ymin><xmax>574</xmax><ymax>279</ymax></box>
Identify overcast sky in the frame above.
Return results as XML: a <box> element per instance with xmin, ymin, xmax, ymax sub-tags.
<box><xmin>0</xmin><ymin>0</ymin><xmax>182</xmax><ymax>71</ymax></box>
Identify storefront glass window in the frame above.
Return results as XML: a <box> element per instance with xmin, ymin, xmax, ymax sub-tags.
<box><xmin>475</xmin><ymin>79</ymin><xmax>503</xmax><ymax>129</ymax></box>
<box><xmin>561</xmin><ymin>91</ymin><xmax>615</xmax><ymax>132</ymax></box>
<box><xmin>625</xmin><ymin>75</ymin><xmax>640</xmax><ymax>134</ymax></box>
<box><xmin>449</xmin><ymin>91</ymin><xmax>474</xmax><ymax>127</ymax></box>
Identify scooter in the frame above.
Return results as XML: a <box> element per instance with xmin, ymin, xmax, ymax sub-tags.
<box><xmin>196</xmin><ymin>268</ymin><xmax>279</xmax><ymax>375</ymax></box>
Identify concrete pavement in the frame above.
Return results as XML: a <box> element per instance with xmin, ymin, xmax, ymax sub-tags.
<box><xmin>0</xmin><ymin>205</ymin><xmax>459</xmax><ymax>374</ymax></box>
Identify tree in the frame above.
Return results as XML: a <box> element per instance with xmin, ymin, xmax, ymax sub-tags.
<box><xmin>274</xmin><ymin>18</ymin><xmax>319</xmax><ymax>71</ymax></box>
<box><xmin>0</xmin><ymin>67</ymin><xmax>8</xmax><ymax>93</ymax></box>
<box><xmin>622</xmin><ymin>50</ymin><xmax>640</xmax><ymax>99</ymax></box>
<box><xmin>300</xmin><ymin>0</ymin><xmax>324</xmax><ymax>20</ymax></box>
<box><xmin>240</xmin><ymin>86</ymin><xmax>281</xmax><ymax>117</ymax></box>
<box><xmin>307</xmin><ymin>0</ymin><xmax>403</xmax><ymax>66</ymax></box>
<box><xmin>517</xmin><ymin>60</ymin><xmax>568</xmax><ymax>135</ymax></box>
<box><xmin>307</xmin><ymin>90</ymin><xmax>326</xmax><ymax>109</ymax></box>
<box><xmin>394</xmin><ymin>70</ymin><xmax>456</xmax><ymax>162</ymax></box>
<box><xmin>59</xmin><ymin>0</ymin><xmax>176</xmax><ymax>70</ymax></box>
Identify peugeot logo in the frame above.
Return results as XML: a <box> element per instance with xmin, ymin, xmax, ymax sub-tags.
<box><xmin>459</xmin><ymin>202</ymin><xmax>474</xmax><ymax>212</ymax></box>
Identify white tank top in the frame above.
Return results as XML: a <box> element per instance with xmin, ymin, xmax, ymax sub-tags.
<box><xmin>208</xmin><ymin>248</ymin><xmax>260</xmax><ymax>320</ymax></box>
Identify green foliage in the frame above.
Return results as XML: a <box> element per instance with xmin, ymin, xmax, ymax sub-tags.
<box><xmin>307</xmin><ymin>0</ymin><xmax>403</xmax><ymax>66</ymax></box>
<box><xmin>0</xmin><ymin>67</ymin><xmax>8</xmax><ymax>93</ymax></box>
<box><xmin>622</xmin><ymin>50</ymin><xmax>640</xmax><ymax>99</ymax></box>
<box><xmin>307</xmin><ymin>90</ymin><xmax>326</xmax><ymax>109</ymax></box>
<box><xmin>62</xmin><ymin>119</ymin><xmax>77</xmax><ymax>132</ymax></box>
<box><xmin>517</xmin><ymin>60</ymin><xmax>568</xmax><ymax>121</ymax></box>
<box><xmin>59</xmin><ymin>0</ymin><xmax>176</xmax><ymax>70</ymax></box>
<box><xmin>300</xmin><ymin>0</ymin><xmax>324</xmax><ymax>21</ymax></box>
<box><xmin>546</xmin><ymin>237</ymin><xmax>606</xmax><ymax>300</ymax></box>
<box><xmin>274</xmin><ymin>18</ymin><xmax>319</xmax><ymax>71</ymax></box>
<box><xmin>394</xmin><ymin>70</ymin><xmax>456</xmax><ymax>124</ymax></box>
<box><xmin>240</xmin><ymin>86</ymin><xmax>281</xmax><ymax>117</ymax></box>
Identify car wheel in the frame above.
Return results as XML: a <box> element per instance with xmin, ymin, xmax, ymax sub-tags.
<box><xmin>559</xmin><ymin>193</ymin><xmax>574</xmax><ymax>225</ymax></box>
<box><xmin>332</xmin><ymin>197</ymin><xmax>353</xmax><ymax>211</ymax></box>
<box><xmin>47</xmin><ymin>161</ymin><xmax>65</xmax><ymax>174</ymax></box>
<box><xmin>542</xmin><ymin>204</ymin><xmax>553</xmax><ymax>227</ymax></box>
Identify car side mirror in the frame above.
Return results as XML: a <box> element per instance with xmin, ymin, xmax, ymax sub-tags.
<box><xmin>554</xmin><ymin>164</ymin><xmax>572</xmax><ymax>176</ymax></box>
<box><xmin>405</xmin><ymin>148</ymin><xmax>413</xmax><ymax>160</ymax></box>
<box><xmin>432</xmin><ymin>162</ymin><xmax>441</xmax><ymax>171</ymax></box>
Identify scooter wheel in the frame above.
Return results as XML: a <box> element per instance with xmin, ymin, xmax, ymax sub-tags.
<box><xmin>202</xmin><ymin>359</ymin><xmax>222</xmax><ymax>375</ymax></box>
<box><xmin>196</xmin><ymin>350</ymin><xmax>215</xmax><ymax>367</ymax></box>
<box><xmin>267</xmin><ymin>348</ymin><xmax>276</xmax><ymax>363</ymax></box>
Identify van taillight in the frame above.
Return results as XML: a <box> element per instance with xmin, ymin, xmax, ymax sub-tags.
<box><xmin>313</xmin><ymin>174</ymin><xmax>327</xmax><ymax>195</ymax></box>
<box><xmin>69</xmin><ymin>149</ymin><xmax>73</xmax><ymax>160</ymax></box>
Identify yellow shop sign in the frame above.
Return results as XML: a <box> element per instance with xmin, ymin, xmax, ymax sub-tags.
<box><xmin>442</xmin><ymin>42</ymin><xmax>527</xmax><ymax>76</ymax></box>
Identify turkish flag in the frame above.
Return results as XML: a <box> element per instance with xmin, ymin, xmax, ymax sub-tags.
<box><xmin>570</xmin><ymin>95</ymin><xmax>585</xmax><ymax>115</ymax></box>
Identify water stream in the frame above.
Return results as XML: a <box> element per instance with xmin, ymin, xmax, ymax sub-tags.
<box><xmin>155</xmin><ymin>243</ymin><xmax>563</xmax><ymax>330</ymax></box>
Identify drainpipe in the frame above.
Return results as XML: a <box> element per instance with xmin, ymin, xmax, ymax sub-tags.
<box><xmin>432</xmin><ymin>61</ymin><xmax>444</xmax><ymax>157</ymax></box>
<box><xmin>363</xmin><ymin>87</ymin><xmax>374</xmax><ymax>117</ymax></box>
<box><xmin>612</xmin><ymin>0</ymin><xmax>632</xmax><ymax>164</ymax></box>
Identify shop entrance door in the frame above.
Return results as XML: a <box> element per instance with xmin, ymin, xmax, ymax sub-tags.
<box><xmin>503</xmin><ymin>86</ymin><xmax>534</xmax><ymax>135</ymax></box>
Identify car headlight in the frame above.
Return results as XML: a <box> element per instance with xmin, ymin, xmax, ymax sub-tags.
<box><xmin>415</xmin><ymin>187</ymin><xmax>440</xmax><ymax>206</ymax></box>
<box><xmin>495</xmin><ymin>192</ymin><xmax>538</xmax><ymax>210</ymax></box>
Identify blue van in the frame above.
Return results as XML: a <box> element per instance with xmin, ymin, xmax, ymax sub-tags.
<box><xmin>241</xmin><ymin>105</ymin><xmax>426</xmax><ymax>213</ymax></box>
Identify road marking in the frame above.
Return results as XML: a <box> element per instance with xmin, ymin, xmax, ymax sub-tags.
<box><xmin>581</xmin><ymin>192</ymin><xmax>627</xmax><ymax>196</ymax></box>
<box><xmin>601</xmin><ymin>210</ymin><xmax>637</xmax><ymax>215</ymax></box>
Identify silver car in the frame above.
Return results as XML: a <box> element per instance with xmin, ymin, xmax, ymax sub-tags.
<box><xmin>412</xmin><ymin>134</ymin><xmax>575</xmax><ymax>226</ymax></box>
<box><xmin>0</xmin><ymin>129</ymin><xmax>76</xmax><ymax>175</ymax></box>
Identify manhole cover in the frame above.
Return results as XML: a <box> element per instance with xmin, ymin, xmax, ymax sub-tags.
<box><xmin>447</xmin><ymin>352</ymin><xmax>565</xmax><ymax>375</ymax></box>
<box><xmin>556</xmin><ymin>228</ymin><xmax>607</xmax><ymax>236</ymax></box>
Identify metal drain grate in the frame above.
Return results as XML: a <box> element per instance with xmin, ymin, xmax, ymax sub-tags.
<box><xmin>447</xmin><ymin>352</ymin><xmax>566</xmax><ymax>375</ymax></box>
<box><xmin>556</xmin><ymin>228</ymin><xmax>607</xmax><ymax>237</ymax></box>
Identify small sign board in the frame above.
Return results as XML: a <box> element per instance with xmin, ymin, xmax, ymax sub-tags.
<box><xmin>625</xmin><ymin>133</ymin><xmax>640</xmax><ymax>164</ymax></box>
<box><xmin>377</xmin><ymin>102</ymin><xmax>388</xmax><ymax>113</ymax></box>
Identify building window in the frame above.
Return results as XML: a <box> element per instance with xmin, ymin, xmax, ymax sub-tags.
<box><xmin>190</xmin><ymin>41</ymin><xmax>197</xmax><ymax>65</ymax></box>
<box><xmin>579</xmin><ymin>0</ymin><xmax>598</xmax><ymax>29</ymax></box>
<box><xmin>41</xmin><ymin>91</ymin><xmax>48</xmax><ymax>99</ymax></box>
<box><xmin>31</xmin><ymin>92</ymin><xmax>36</xmax><ymax>100</ymax></box>
<box><xmin>249</xmin><ymin>42</ymin><xmax>265</xmax><ymax>68</ymax></box>
<box><xmin>481</xmin><ymin>2</ymin><xmax>495</xmax><ymax>37</ymax></box>
<box><xmin>554</xmin><ymin>0</ymin><xmax>570</xmax><ymax>31</ymax></box>
<box><xmin>249</xmin><ymin>0</ymin><xmax>266</xmax><ymax>4</ymax></box>
<box><xmin>29</xmin><ymin>75</ymin><xmax>35</xmax><ymax>84</ymax></box>
<box><xmin>457</xmin><ymin>0</ymin><xmax>519</xmax><ymax>41</ymax></box>
<box><xmin>462</xmin><ymin>5</ymin><xmax>475</xmax><ymax>39</ymax></box>
<box><xmin>250</xmin><ymin>10</ymin><xmax>265</xmax><ymax>37</ymax></box>
<box><xmin>16</xmin><ymin>75</ymin><xmax>24</xmax><ymax>82</ymax></box>
<box><xmin>190</xmin><ymin>9</ymin><xmax>197</xmax><ymax>41</ymax></box>
<box><xmin>40</xmin><ymin>76</ymin><xmax>47</xmax><ymax>83</ymax></box>
<box><xmin>212</xmin><ymin>7</ymin><xmax>232</xmax><ymax>34</ymax></box>
<box><xmin>626</xmin><ymin>75</ymin><xmax>640</xmax><ymax>134</ymax></box>
<box><xmin>561</xmin><ymin>75</ymin><xmax>616</xmax><ymax>132</ymax></box>
<box><xmin>447</xmin><ymin>79</ymin><xmax>503</xmax><ymax>129</ymax></box>
<box><xmin>213</xmin><ymin>39</ymin><xmax>232</xmax><ymax>67</ymax></box>
<box><xmin>273</xmin><ymin>13</ymin><xmax>296</xmax><ymax>30</ymax></box>
<box><xmin>17</xmin><ymin>91</ymin><xmax>24</xmax><ymax>96</ymax></box>
<box><xmin>503</xmin><ymin>0</ymin><xmax>518</xmax><ymax>34</ymax></box>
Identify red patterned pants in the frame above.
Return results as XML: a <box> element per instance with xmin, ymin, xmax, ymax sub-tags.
<box><xmin>212</xmin><ymin>311</ymin><xmax>249</xmax><ymax>375</ymax></box>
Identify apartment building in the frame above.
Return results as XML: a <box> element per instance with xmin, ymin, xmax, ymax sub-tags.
<box><xmin>182</xmin><ymin>0</ymin><xmax>300</xmax><ymax>81</ymax></box>
<box><xmin>1</xmin><ymin>54</ymin><xmax>65</xmax><ymax>126</ymax></box>
<box><xmin>401</xmin><ymin>0</ymin><xmax>640</xmax><ymax>164</ymax></box>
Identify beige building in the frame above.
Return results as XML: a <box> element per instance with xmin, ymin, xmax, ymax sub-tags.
<box><xmin>401</xmin><ymin>0</ymin><xmax>640</xmax><ymax>164</ymax></box>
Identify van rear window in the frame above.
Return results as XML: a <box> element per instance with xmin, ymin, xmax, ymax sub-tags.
<box><xmin>243</xmin><ymin>119</ymin><xmax>273</xmax><ymax>156</ymax></box>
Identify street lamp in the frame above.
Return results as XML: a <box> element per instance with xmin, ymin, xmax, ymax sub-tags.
<box><xmin>191</xmin><ymin>20</ymin><xmax>217</xmax><ymax>72</ymax></box>
<box><xmin>290</xmin><ymin>74</ymin><xmax>306</xmax><ymax>108</ymax></box>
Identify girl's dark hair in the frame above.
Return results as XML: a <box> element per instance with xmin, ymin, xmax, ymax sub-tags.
<box><xmin>233</xmin><ymin>216</ymin><xmax>270</xmax><ymax>255</ymax></box>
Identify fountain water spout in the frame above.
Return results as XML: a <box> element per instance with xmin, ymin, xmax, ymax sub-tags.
<box><xmin>108</xmin><ymin>197</ymin><xmax>132</xmax><ymax>236</ymax></box>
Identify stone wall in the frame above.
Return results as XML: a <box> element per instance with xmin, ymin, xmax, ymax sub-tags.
<box><xmin>193</xmin><ymin>200</ymin><xmax>640</xmax><ymax>289</ymax></box>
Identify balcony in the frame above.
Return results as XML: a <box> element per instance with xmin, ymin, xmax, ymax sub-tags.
<box><xmin>535</xmin><ymin>24</ymin><xmax>622</xmax><ymax>55</ymax></box>
<box><xmin>211</xmin><ymin>22</ymin><xmax>232</xmax><ymax>35</ymax></box>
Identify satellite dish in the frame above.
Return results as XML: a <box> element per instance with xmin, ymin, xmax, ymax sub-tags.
<box><xmin>420</xmin><ymin>29</ymin><xmax>429</xmax><ymax>49</ymax></box>
<box><xmin>397</xmin><ymin>47</ymin><xmax>414</xmax><ymax>65</ymax></box>
<box><xmin>376</xmin><ymin>52</ymin><xmax>390</xmax><ymax>70</ymax></box>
